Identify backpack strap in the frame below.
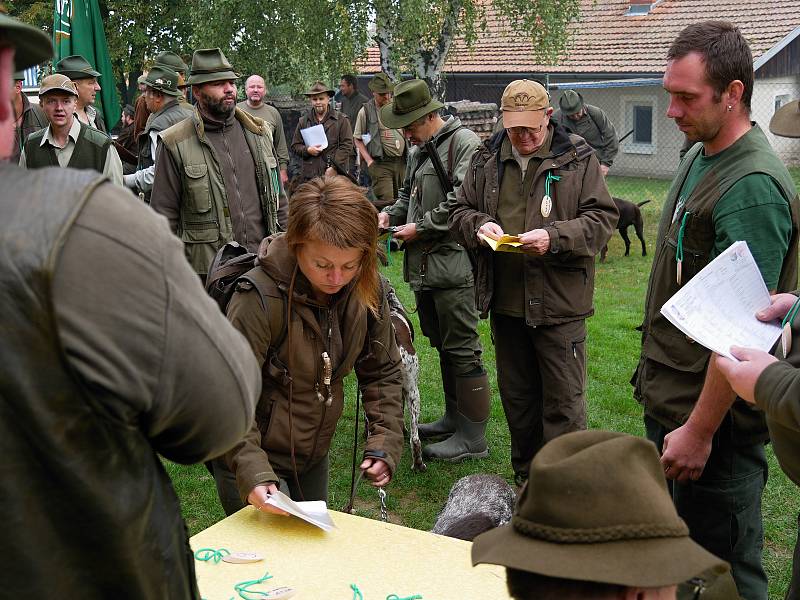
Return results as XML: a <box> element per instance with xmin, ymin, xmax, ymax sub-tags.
<box><xmin>239</xmin><ymin>267</ymin><xmax>288</xmax><ymax>350</ymax></box>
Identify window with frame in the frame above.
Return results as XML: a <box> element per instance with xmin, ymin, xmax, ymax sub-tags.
<box><xmin>622</xmin><ymin>98</ymin><xmax>656</xmax><ymax>155</ymax></box>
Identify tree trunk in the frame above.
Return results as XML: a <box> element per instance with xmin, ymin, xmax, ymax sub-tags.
<box><xmin>413</xmin><ymin>0</ymin><xmax>461</xmax><ymax>101</ymax></box>
<box><xmin>374</xmin><ymin>0</ymin><xmax>397</xmax><ymax>81</ymax></box>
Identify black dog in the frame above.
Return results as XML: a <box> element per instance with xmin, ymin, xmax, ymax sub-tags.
<box><xmin>600</xmin><ymin>198</ymin><xmax>650</xmax><ymax>262</ymax></box>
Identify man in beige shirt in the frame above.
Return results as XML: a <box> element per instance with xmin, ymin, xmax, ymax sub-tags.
<box><xmin>353</xmin><ymin>72</ymin><xmax>405</xmax><ymax>209</ymax></box>
<box><xmin>19</xmin><ymin>74</ymin><xmax>123</xmax><ymax>186</ymax></box>
<box><xmin>238</xmin><ymin>74</ymin><xmax>289</xmax><ymax>185</ymax></box>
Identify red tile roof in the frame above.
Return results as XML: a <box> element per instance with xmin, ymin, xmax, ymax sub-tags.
<box><xmin>358</xmin><ymin>0</ymin><xmax>800</xmax><ymax>74</ymax></box>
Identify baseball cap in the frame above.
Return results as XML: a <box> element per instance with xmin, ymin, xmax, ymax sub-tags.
<box><xmin>501</xmin><ymin>79</ymin><xmax>550</xmax><ymax>129</ymax></box>
<box><xmin>39</xmin><ymin>74</ymin><xmax>78</xmax><ymax>97</ymax></box>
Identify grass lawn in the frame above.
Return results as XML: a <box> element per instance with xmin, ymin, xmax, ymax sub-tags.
<box><xmin>166</xmin><ymin>174</ymin><xmax>799</xmax><ymax>597</ymax></box>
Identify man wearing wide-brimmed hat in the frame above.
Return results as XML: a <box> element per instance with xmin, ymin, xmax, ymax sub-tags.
<box><xmin>553</xmin><ymin>89</ymin><xmax>619</xmax><ymax>177</ymax></box>
<box><xmin>353</xmin><ymin>72</ymin><xmax>405</xmax><ymax>209</ymax></box>
<box><xmin>55</xmin><ymin>54</ymin><xmax>106</xmax><ymax>133</ymax></box>
<box><xmin>133</xmin><ymin>51</ymin><xmax>190</xmax><ymax>141</ymax></box>
<box><xmin>19</xmin><ymin>73</ymin><xmax>123</xmax><ymax>186</ymax></box>
<box><xmin>0</xmin><ymin>14</ymin><xmax>260</xmax><ymax>599</ymax></box>
<box><xmin>378</xmin><ymin>78</ymin><xmax>491</xmax><ymax>462</ymax></box>
<box><xmin>7</xmin><ymin>69</ymin><xmax>46</xmax><ymax>164</ymax></box>
<box><xmin>123</xmin><ymin>65</ymin><xmax>193</xmax><ymax>201</ymax></box>
<box><xmin>291</xmin><ymin>80</ymin><xmax>354</xmax><ymax>182</ymax></box>
<box><xmin>473</xmin><ymin>430</ymin><xmax>739</xmax><ymax>599</ymax></box>
<box><xmin>150</xmin><ymin>48</ymin><xmax>282</xmax><ymax>276</ymax></box>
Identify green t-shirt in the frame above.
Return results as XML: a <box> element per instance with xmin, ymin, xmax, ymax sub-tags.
<box><xmin>675</xmin><ymin>150</ymin><xmax>792</xmax><ymax>290</ymax></box>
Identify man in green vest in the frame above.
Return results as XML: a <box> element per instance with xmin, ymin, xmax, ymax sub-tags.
<box><xmin>150</xmin><ymin>48</ymin><xmax>281</xmax><ymax>276</ymax></box>
<box><xmin>378</xmin><ymin>79</ymin><xmax>491</xmax><ymax>462</ymax></box>
<box><xmin>353</xmin><ymin>72</ymin><xmax>406</xmax><ymax>210</ymax></box>
<box><xmin>123</xmin><ymin>65</ymin><xmax>193</xmax><ymax>201</ymax></box>
<box><xmin>8</xmin><ymin>70</ymin><xmax>46</xmax><ymax>165</ymax></box>
<box><xmin>632</xmin><ymin>21</ymin><xmax>800</xmax><ymax>600</ymax></box>
<box><xmin>553</xmin><ymin>90</ymin><xmax>619</xmax><ymax>176</ymax></box>
<box><xmin>55</xmin><ymin>55</ymin><xmax>106</xmax><ymax>133</ymax></box>
<box><xmin>0</xmin><ymin>14</ymin><xmax>260</xmax><ymax>597</ymax></box>
<box><xmin>19</xmin><ymin>74</ymin><xmax>123</xmax><ymax>187</ymax></box>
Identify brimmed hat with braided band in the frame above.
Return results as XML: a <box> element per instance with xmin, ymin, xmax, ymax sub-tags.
<box><xmin>379</xmin><ymin>79</ymin><xmax>443</xmax><ymax>129</ymax></box>
<box><xmin>187</xmin><ymin>48</ymin><xmax>238</xmax><ymax>85</ymax></box>
<box><xmin>770</xmin><ymin>100</ymin><xmax>800</xmax><ymax>138</ymax></box>
<box><xmin>143</xmin><ymin>65</ymin><xmax>180</xmax><ymax>97</ymax></box>
<box><xmin>472</xmin><ymin>430</ymin><xmax>728</xmax><ymax>589</ymax></box>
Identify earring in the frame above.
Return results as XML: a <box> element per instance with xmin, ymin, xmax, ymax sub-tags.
<box><xmin>727</xmin><ymin>105</ymin><xmax>733</xmax><ymax>111</ymax></box>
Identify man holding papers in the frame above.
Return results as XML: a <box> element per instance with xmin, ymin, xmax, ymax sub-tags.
<box><xmin>449</xmin><ymin>79</ymin><xmax>617</xmax><ymax>485</ymax></box>
<box><xmin>291</xmin><ymin>81</ymin><xmax>353</xmax><ymax>183</ymax></box>
<box><xmin>631</xmin><ymin>21</ymin><xmax>800</xmax><ymax>599</ymax></box>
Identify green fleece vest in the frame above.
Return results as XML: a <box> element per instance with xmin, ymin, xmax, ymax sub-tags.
<box><xmin>0</xmin><ymin>166</ymin><xmax>199</xmax><ymax>598</ymax></box>
<box><xmin>24</xmin><ymin>120</ymin><xmax>110</xmax><ymax>172</ymax></box>
<box><xmin>638</xmin><ymin>124</ymin><xmax>800</xmax><ymax>438</ymax></box>
<box><xmin>160</xmin><ymin>107</ymin><xmax>280</xmax><ymax>274</ymax></box>
<box><xmin>364</xmin><ymin>99</ymin><xmax>384</xmax><ymax>160</ymax></box>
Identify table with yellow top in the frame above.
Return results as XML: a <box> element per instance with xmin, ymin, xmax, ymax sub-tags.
<box><xmin>190</xmin><ymin>506</ymin><xmax>511</xmax><ymax>599</ymax></box>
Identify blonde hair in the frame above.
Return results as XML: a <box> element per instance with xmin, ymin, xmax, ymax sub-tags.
<box><xmin>286</xmin><ymin>176</ymin><xmax>381</xmax><ymax>315</ymax></box>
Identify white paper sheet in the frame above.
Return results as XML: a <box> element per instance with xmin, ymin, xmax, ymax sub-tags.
<box><xmin>660</xmin><ymin>241</ymin><xmax>781</xmax><ymax>361</ymax></box>
<box><xmin>264</xmin><ymin>490</ymin><xmax>336</xmax><ymax>531</ymax></box>
<box><xmin>300</xmin><ymin>124</ymin><xmax>328</xmax><ymax>150</ymax></box>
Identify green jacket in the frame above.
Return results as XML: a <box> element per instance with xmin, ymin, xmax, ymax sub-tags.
<box><xmin>553</xmin><ymin>104</ymin><xmax>619</xmax><ymax>167</ymax></box>
<box><xmin>383</xmin><ymin>117</ymin><xmax>481</xmax><ymax>291</ymax></box>
<box><xmin>634</xmin><ymin>125</ymin><xmax>800</xmax><ymax>439</ymax></box>
<box><xmin>159</xmin><ymin>107</ymin><xmax>280</xmax><ymax>274</ymax></box>
<box><xmin>224</xmin><ymin>235</ymin><xmax>405</xmax><ymax>501</ymax></box>
<box><xmin>449</xmin><ymin>126</ymin><xmax>618</xmax><ymax>322</ymax></box>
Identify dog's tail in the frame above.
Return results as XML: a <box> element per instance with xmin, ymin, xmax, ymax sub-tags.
<box><xmin>637</xmin><ymin>200</ymin><xmax>651</xmax><ymax>207</ymax></box>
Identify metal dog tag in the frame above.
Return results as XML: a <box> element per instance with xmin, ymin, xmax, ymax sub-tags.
<box><xmin>222</xmin><ymin>552</ymin><xmax>264</xmax><ymax>564</ymax></box>
<box><xmin>541</xmin><ymin>195</ymin><xmax>552</xmax><ymax>218</ymax></box>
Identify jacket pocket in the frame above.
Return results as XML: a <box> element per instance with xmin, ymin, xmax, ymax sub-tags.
<box><xmin>544</xmin><ymin>261</ymin><xmax>592</xmax><ymax>318</ymax></box>
<box><xmin>422</xmin><ymin>240</ymin><xmax>474</xmax><ymax>288</ymax></box>
<box><xmin>183</xmin><ymin>163</ymin><xmax>212</xmax><ymax>214</ymax></box>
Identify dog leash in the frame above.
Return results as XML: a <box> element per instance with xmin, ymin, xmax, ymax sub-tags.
<box><xmin>343</xmin><ymin>468</ymin><xmax>389</xmax><ymax>523</ymax></box>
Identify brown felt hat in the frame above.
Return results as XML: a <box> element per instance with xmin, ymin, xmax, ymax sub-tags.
<box><xmin>472</xmin><ymin>430</ymin><xmax>728</xmax><ymax>589</ymax></box>
<box><xmin>379</xmin><ymin>79</ymin><xmax>443</xmax><ymax>129</ymax></box>
<box><xmin>770</xmin><ymin>100</ymin><xmax>800</xmax><ymax>138</ymax></box>
<box><xmin>304</xmin><ymin>81</ymin><xmax>335</xmax><ymax>97</ymax></box>
<box><xmin>187</xmin><ymin>48</ymin><xmax>238</xmax><ymax>85</ymax></box>
<box><xmin>368</xmin><ymin>72</ymin><xmax>395</xmax><ymax>94</ymax></box>
<box><xmin>0</xmin><ymin>13</ymin><xmax>52</xmax><ymax>71</ymax></box>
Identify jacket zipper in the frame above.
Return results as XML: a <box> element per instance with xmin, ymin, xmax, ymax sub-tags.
<box><xmin>220</xmin><ymin>124</ymin><xmax>247</xmax><ymax>248</ymax></box>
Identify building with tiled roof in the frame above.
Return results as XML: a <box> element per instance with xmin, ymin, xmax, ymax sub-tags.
<box><xmin>358</xmin><ymin>0</ymin><xmax>800</xmax><ymax>176</ymax></box>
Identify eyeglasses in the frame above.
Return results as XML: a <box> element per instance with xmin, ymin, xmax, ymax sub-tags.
<box><xmin>507</xmin><ymin>124</ymin><xmax>544</xmax><ymax>136</ymax></box>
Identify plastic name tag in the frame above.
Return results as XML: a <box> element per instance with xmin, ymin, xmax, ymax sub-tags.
<box><xmin>265</xmin><ymin>587</ymin><xmax>296</xmax><ymax>598</ymax></box>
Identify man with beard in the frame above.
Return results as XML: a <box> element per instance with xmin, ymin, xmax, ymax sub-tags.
<box><xmin>55</xmin><ymin>55</ymin><xmax>106</xmax><ymax>133</ymax></box>
<box><xmin>353</xmin><ymin>72</ymin><xmax>405</xmax><ymax>209</ymax></box>
<box><xmin>291</xmin><ymin>81</ymin><xmax>353</xmax><ymax>183</ymax></box>
<box><xmin>150</xmin><ymin>48</ymin><xmax>282</xmax><ymax>277</ymax></box>
<box><xmin>631</xmin><ymin>21</ymin><xmax>799</xmax><ymax>599</ymax></box>
<box><xmin>238</xmin><ymin>74</ymin><xmax>289</xmax><ymax>185</ymax></box>
<box><xmin>123</xmin><ymin>65</ymin><xmax>193</xmax><ymax>202</ymax></box>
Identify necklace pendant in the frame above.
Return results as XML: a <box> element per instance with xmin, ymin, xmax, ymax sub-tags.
<box><xmin>541</xmin><ymin>195</ymin><xmax>552</xmax><ymax>218</ymax></box>
<box><xmin>783</xmin><ymin>323</ymin><xmax>792</xmax><ymax>357</ymax></box>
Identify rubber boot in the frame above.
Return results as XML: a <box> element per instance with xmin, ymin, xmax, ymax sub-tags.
<box><xmin>418</xmin><ymin>357</ymin><xmax>458</xmax><ymax>439</ymax></box>
<box><xmin>423</xmin><ymin>372</ymin><xmax>490</xmax><ymax>461</ymax></box>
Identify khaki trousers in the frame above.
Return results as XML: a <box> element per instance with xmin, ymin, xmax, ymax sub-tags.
<box><xmin>368</xmin><ymin>156</ymin><xmax>405</xmax><ymax>210</ymax></box>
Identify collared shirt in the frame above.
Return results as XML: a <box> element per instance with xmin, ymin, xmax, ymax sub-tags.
<box><xmin>19</xmin><ymin>118</ymin><xmax>124</xmax><ymax>187</ymax></box>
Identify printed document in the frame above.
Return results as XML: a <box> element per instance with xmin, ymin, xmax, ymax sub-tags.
<box><xmin>660</xmin><ymin>241</ymin><xmax>781</xmax><ymax>361</ymax></box>
<box><xmin>300</xmin><ymin>124</ymin><xmax>328</xmax><ymax>149</ymax></box>
<box><xmin>265</xmin><ymin>490</ymin><xmax>336</xmax><ymax>531</ymax></box>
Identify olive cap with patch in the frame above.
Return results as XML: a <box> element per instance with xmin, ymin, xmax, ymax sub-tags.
<box><xmin>154</xmin><ymin>51</ymin><xmax>188</xmax><ymax>75</ymax></box>
<box><xmin>501</xmin><ymin>79</ymin><xmax>549</xmax><ymax>129</ymax></box>
<box><xmin>559</xmin><ymin>89</ymin><xmax>584</xmax><ymax>115</ymax></box>
<box><xmin>0</xmin><ymin>13</ymin><xmax>53</xmax><ymax>71</ymax></box>
<box><xmin>472</xmin><ymin>430</ymin><xmax>728</xmax><ymax>589</ymax></box>
<box><xmin>379</xmin><ymin>79</ymin><xmax>443</xmax><ymax>129</ymax></box>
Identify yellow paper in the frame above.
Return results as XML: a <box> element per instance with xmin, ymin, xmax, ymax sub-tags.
<box><xmin>479</xmin><ymin>233</ymin><xmax>523</xmax><ymax>253</ymax></box>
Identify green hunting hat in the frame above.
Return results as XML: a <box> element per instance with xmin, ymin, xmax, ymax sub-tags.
<box><xmin>380</xmin><ymin>79</ymin><xmax>443</xmax><ymax>129</ymax></box>
<box><xmin>303</xmin><ymin>81</ymin><xmax>335</xmax><ymax>97</ymax></box>
<box><xmin>770</xmin><ymin>99</ymin><xmax>800</xmax><ymax>138</ymax></box>
<box><xmin>55</xmin><ymin>55</ymin><xmax>101</xmax><ymax>80</ymax></box>
<box><xmin>472</xmin><ymin>430</ymin><xmax>728</xmax><ymax>589</ymax></box>
<box><xmin>39</xmin><ymin>73</ymin><xmax>78</xmax><ymax>97</ymax></box>
<box><xmin>154</xmin><ymin>51</ymin><xmax>188</xmax><ymax>75</ymax></box>
<box><xmin>368</xmin><ymin>72</ymin><xmax>395</xmax><ymax>94</ymax></box>
<box><xmin>13</xmin><ymin>70</ymin><xmax>24</xmax><ymax>80</ymax></box>
<box><xmin>187</xmin><ymin>48</ymin><xmax>238</xmax><ymax>85</ymax></box>
<box><xmin>559</xmin><ymin>89</ymin><xmax>583</xmax><ymax>114</ymax></box>
<box><xmin>0</xmin><ymin>13</ymin><xmax>52</xmax><ymax>71</ymax></box>
<box><xmin>144</xmin><ymin>65</ymin><xmax>180</xmax><ymax>96</ymax></box>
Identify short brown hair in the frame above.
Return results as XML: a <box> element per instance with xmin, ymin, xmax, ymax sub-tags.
<box><xmin>286</xmin><ymin>176</ymin><xmax>380</xmax><ymax>315</ymax></box>
<box><xmin>667</xmin><ymin>20</ymin><xmax>753</xmax><ymax>110</ymax></box>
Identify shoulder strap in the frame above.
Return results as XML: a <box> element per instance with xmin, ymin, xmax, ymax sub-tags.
<box><xmin>240</xmin><ymin>267</ymin><xmax>288</xmax><ymax>349</ymax></box>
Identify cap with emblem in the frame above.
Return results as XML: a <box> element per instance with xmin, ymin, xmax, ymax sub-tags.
<box><xmin>144</xmin><ymin>65</ymin><xmax>180</xmax><ymax>97</ymax></box>
<box><xmin>187</xmin><ymin>48</ymin><xmax>238</xmax><ymax>85</ymax></box>
<box><xmin>472</xmin><ymin>429</ymin><xmax>729</xmax><ymax>589</ymax></box>
<box><xmin>559</xmin><ymin>89</ymin><xmax>584</xmax><ymax>115</ymax></box>
<box><xmin>368</xmin><ymin>72</ymin><xmax>395</xmax><ymax>94</ymax></box>
<box><xmin>55</xmin><ymin>55</ymin><xmax>101</xmax><ymax>80</ymax></box>
<box><xmin>154</xmin><ymin>51</ymin><xmax>188</xmax><ymax>75</ymax></box>
<box><xmin>303</xmin><ymin>81</ymin><xmax>335</xmax><ymax>97</ymax></box>
<box><xmin>0</xmin><ymin>13</ymin><xmax>53</xmax><ymax>70</ymax></box>
<box><xmin>379</xmin><ymin>79</ymin><xmax>443</xmax><ymax>129</ymax></box>
<box><xmin>501</xmin><ymin>79</ymin><xmax>550</xmax><ymax>129</ymax></box>
<box><xmin>38</xmin><ymin>74</ymin><xmax>79</xmax><ymax>97</ymax></box>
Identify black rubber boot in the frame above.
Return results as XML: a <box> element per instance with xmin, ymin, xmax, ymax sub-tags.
<box><xmin>423</xmin><ymin>372</ymin><xmax>490</xmax><ymax>461</ymax></box>
<box><xmin>418</xmin><ymin>357</ymin><xmax>458</xmax><ymax>439</ymax></box>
